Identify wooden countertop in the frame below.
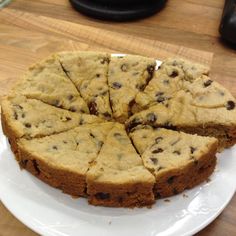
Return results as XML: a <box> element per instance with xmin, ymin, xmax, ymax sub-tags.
<box><xmin>0</xmin><ymin>0</ymin><xmax>235</xmax><ymax>235</ymax></box>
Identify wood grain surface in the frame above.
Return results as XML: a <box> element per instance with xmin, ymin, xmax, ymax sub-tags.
<box><xmin>0</xmin><ymin>0</ymin><xmax>235</xmax><ymax>235</ymax></box>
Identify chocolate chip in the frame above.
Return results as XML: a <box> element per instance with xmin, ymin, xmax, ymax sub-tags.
<box><xmin>156</xmin><ymin>96</ymin><xmax>165</xmax><ymax>103</ymax></box>
<box><xmin>52</xmin><ymin>145</ymin><xmax>58</xmax><ymax>150</ymax></box>
<box><xmin>63</xmin><ymin>140</ymin><xmax>68</xmax><ymax>144</ymax></box>
<box><xmin>69</xmin><ymin>107</ymin><xmax>77</xmax><ymax>112</ymax></box>
<box><xmin>96</xmin><ymin>74</ymin><xmax>100</xmax><ymax>78</ymax></box>
<box><xmin>95</xmin><ymin>192</ymin><xmax>110</xmax><ymax>200</ymax></box>
<box><xmin>156</xmin><ymin>192</ymin><xmax>162</xmax><ymax>198</ymax></box>
<box><xmin>126</xmin><ymin>118</ymin><xmax>141</xmax><ymax>132</ymax></box>
<box><xmin>157</xmin><ymin>166</ymin><xmax>164</xmax><ymax>171</ymax></box>
<box><xmin>146</xmin><ymin>113</ymin><xmax>157</xmax><ymax>123</ymax></box>
<box><xmin>98</xmin><ymin>141</ymin><xmax>104</xmax><ymax>148</ymax></box>
<box><xmin>112</xmin><ymin>82</ymin><xmax>122</xmax><ymax>89</ymax></box>
<box><xmin>155</xmin><ymin>137</ymin><xmax>163</xmax><ymax>144</ymax></box>
<box><xmin>150</xmin><ymin>157</ymin><xmax>158</xmax><ymax>164</ymax></box>
<box><xmin>167</xmin><ymin>176</ymin><xmax>175</xmax><ymax>184</ymax></box>
<box><xmin>21</xmin><ymin>113</ymin><xmax>25</xmax><ymax>118</ymax></box>
<box><xmin>103</xmin><ymin>112</ymin><xmax>112</xmax><ymax>119</ymax></box>
<box><xmin>121</xmin><ymin>64</ymin><xmax>128</xmax><ymax>72</ymax></box>
<box><xmin>24</xmin><ymin>123</ymin><xmax>31</xmax><ymax>128</ymax></box>
<box><xmin>190</xmin><ymin>146</ymin><xmax>196</xmax><ymax>154</ymax></box>
<box><xmin>170</xmin><ymin>70</ymin><xmax>178</xmax><ymax>78</ymax></box>
<box><xmin>152</xmin><ymin>148</ymin><xmax>163</xmax><ymax>154</ymax></box>
<box><xmin>136</xmin><ymin>84</ymin><xmax>145</xmax><ymax>91</ymax></box>
<box><xmin>226</xmin><ymin>100</ymin><xmax>235</xmax><ymax>110</ymax></box>
<box><xmin>88</xmin><ymin>101</ymin><xmax>98</xmax><ymax>115</ymax></box>
<box><xmin>89</xmin><ymin>133</ymin><xmax>95</xmax><ymax>138</ymax></box>
<box><xmin>14</xmin><ymin>111</ymin><xmax>18</xmax><ymax>120</ymax></box>
<box><xmin>79</xmin><ymin>118</ymin><xmax>84</xmax><ymax>125</ymax></box>
<box><xmin>100</xmin><ymin>57</ymin><xmax>110</xmax><ymax>64</ymax></box>
<box><xmin>203</xmin><ymin>80</ymin><xmax>213</xmax><ymax>87</ymax></box>
<box><xmin>65</xmin><ymin>116</ymin><xmax>72</xmax><ymax>121</ymax></box>
<box><xmin>67</xmin><ymin>95</ymin><xmax>74</xmax><ymax>100</ymax></box>
<box><xmin>173</xmin><ymin>150</ymin><xmax>181</xmax><ymax>155</ymax></box>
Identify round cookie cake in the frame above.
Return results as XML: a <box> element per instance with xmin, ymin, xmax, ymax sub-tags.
<box><xmin>1</xmin><ymin>51</ymin><xmax>236</xmax><ymax>207</ymax></box>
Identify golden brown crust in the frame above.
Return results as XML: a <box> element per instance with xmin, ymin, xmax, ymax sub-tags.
<box><xmin>87</xmin><ymin>182</ymin><xmax>155</xmax><ymax>208</ymax></box>
<box><xmin>17</xmin><ymin>144</ymin><xmax>87</xmax><ymax>197</ymax></box>
<box><xmin>153</xmin><ymin>141</ymin><xmax>217</xmax><ymax>198</ymax></box>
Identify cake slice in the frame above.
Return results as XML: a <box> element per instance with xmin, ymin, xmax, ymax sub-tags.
<box><xmin>126</xmin><ymin>85</ymin><xmax>236</xmax><ymax>150</ymax></box>
<box><xmin>1</xmin><ymin>95</ymin><xmax>103</xmax><ymax>153</ymax></box>
<box><xmin>108</xmin><ymin>54</ymin><xmax>156</xmax><ymax>122</ymax></box>
<box><xmin>17</xmin><ymin>122</ymin><xmax>114</xmax><ymax>196</ymax></box>
<box><xmin>11</xmin><ymin>54</ymin><xmax>89</xmax><ymax>113</ymax></box>
<box><xmin>132</xmin><ymin>58</ymin><xmax>209</xmax><ymax>113</ymax></box>
<box><xmin>129</xmin><ymin>125</ymin><xmax>218</xmax><ymax>198</ymax></box>
<box><xmin>57</xmin><ymin>51</ymin><xmax>112</xmax><ymax>120</ymax></box>
<box><xmin>86</xmin><ymin>123</ymin><xmax>155</xmax><ymax>207</ymax></box>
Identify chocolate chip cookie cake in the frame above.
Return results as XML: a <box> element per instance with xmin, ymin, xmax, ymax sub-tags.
<box><xmin>1</xmin><ymin>51</ymin><xmax>236</xmax><ymax>208</ymax></box>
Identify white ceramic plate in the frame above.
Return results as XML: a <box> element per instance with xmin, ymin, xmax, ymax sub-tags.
<box><xmin>0</xmin><ymin>122</ymin><xmax>236</xmax><ymax>236</ymax></box>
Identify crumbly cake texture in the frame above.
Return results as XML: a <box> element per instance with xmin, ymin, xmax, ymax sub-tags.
<box><xmin>86</xmin><ymin>123</ymin><xmax>155</xmax><ymax>207</ymax></box>
<box><xmin>108</xmin><ymin>55</ymin><xmax>156</xmax><ymax>122</ymax></box>
<box><xmin>17</xmin><ymin>122</ymin><xmax>114</xmax><ymax>196</ymax></box>
<box><xmin>11</xmin><ymin>55</ymin><xmax>89</xmax><ymax>114</ymax></box>
<box><xmin>1</xmin><ymin>95</ymin><xmax>103</xmax><ymax>154</ymax></box>
<box><xmin>129</xmin><ymin>125</ymin><xmax>218</xmax><ymax>197</ymax></box>
<box><xmin>126</xmin><ymin>79</ymin><xmax>236</xmax><ymax>150</ymax></box>
<box><xmin>132</xmin><ymin>58</ymin><xmax>209</xmax><ymax>113</ymax></box>
<box><xmin>2</xmin><ymin>51</ymin><xmax>236</xmax><ymax>208</ymax></box>
<box><xmin>57</xmin><ymin>51</ymin><xmax>112</xmax><ymax>120</ymax></box>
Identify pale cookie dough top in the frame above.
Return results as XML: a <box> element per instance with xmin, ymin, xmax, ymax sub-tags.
<box><xmin>18</xmin><ymin>122</ymin><xmax>114</xmax><ymax>174</ymax></box>
<box><xmin>1</xmin><ymin>95</ymin><xmax>103</xmax><ymax>139</ymax></box>
<box><xmin>127</xmin><ymin>81</ymin><xmax>236</xmax><ymax>131</ymax></box>
<box><xmin>129</xmin><ymin>125</ymin><xmax>217</xmax><ymax>177</ymax></box>
<box><xmin>11</xmin><ymin>55</ymin><xmax>89</xmax><ymax>114</ymax></box>
<box><xmin>108</xmin><ymin>55</ymin><xmax>156</xmax><ymax>122</ymax></box>
<box><xmin>133</xmin><ymin>58</ymin><xmax>209</xmax><ymax>111</ymax></box>
<box><xmin>86</xmin><ymin>123</ymin><xmax>155</xmax><ymax>185</ymax></box>
<box><xmin>57</xmin><ymin>51</ymin><xmax>112</xmax><ymax>120</ymax></box>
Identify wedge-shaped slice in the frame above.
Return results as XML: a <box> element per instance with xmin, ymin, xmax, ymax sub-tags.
<box><xmin>108</xmin><ymin>54</ymin><xmax>156</xmax><ymax>122</ymax></box>
<box><xmin>11</xmin><ymin>54</ymin><xmax>88</xmax><ymax>113</ymax></box>
<box><xmin>86</xmin><ymin>123</ymin><xmax>155</xmax><ymax>207</ymax></box>
<box><xmin>17</xmin><ymin>122</ymin><xmax>114</xmax><ymax>196</ymax></box>
<box><xmin>132</xmin><ymin>58</ymin><xmax>209</xmax><ymax>113</ymax></box>
<box><xmin>127</xmin><ymin>88</ymin><xmax>236</xmax><ymax>150</ymax></box>
<box><xmin>129</xmin><ymin>125</ymin><xmax>218</xmax><ymax>198</ymax></box>
<box><xmin>1</xmin><ymin>95</ymin><xmax>103</xmax><ymax>153</ymax></box>
<box><xmin>57</xmin><ymin>51</ymin><xmax>112</xmax><ymax>120</ymax></box>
